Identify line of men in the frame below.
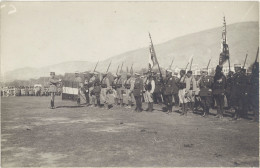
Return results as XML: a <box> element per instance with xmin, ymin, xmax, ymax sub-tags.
<box><xmin>72</xmin><ymin>62</ymin><xmax>258</xmax><ymax>122</ymax></box>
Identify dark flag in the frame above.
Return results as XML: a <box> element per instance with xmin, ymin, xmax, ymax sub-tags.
<box><xmin>219</xmin><ymin>16</ymin><xmax>230</xmax><ymax>66</ymax></box>
<box><xmin>148</xmin><ymin>35</ymin><xmax>159</xmax><ymax>71</ymax></box>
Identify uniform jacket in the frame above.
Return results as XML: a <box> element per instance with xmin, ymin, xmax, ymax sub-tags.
<box><xmin>133</xmin><ymin>77</ymin><xmax>143</xmax><ymax>96</ymax></box>
<box><xmin>92</xmin><ymin>76</ymin><xmax>101</xmax><ymax>93</ymax></box>
<box><xmin>231</xmin><ymin>72</ymin><xmax>248</xmax><ymax>98</ymax></box>
<box><xmin>162</xmin><ymin>76</ymin><xmax>175</xmax><ymax>95</ymax></box>
<box><xmin>101</xmin><ymin>76</ymin><xmax>110</xmax><ymax>88</ymax></box>
<box><xmin>212</xmin><ymin>73</ymin><xmax>226</xmax><ymax>95</ymax></box>
<box><xmin>198</xmin><ymin>75</ymin><xmax>213</xmax><ymax>97</ymax></box>
<box><xmin>154</xmin><ymin>77</ymin><xmax>162</xmax><ymax>93</ymax></box>
<box><xmin>145</xmin><ymin>79</ymin><xmax>155</xmax><ymax>94</ymax></box>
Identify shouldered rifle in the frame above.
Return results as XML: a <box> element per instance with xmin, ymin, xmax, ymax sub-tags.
<box><xmin>242</xmin><ymin>52</ymin><xmax>248</xmax><ymax>69</ymax></box>
<box><xmin>254</xmin><ymin>47</ymin><xmax>259</xmax><ymax>63</ymax></box>
<box><xmin>169</xmin><ymin>57</ymin><xmax>174</xmax><ymax>69</ymax></box>
<box><xmin>207</xmin><ymin>59</ymin><xmax>211</xmax><ymax>70</ymax></box>
<box><xmin>93</xmin><ymin>61</ymin><xmax>99</xmax><ymax>72</ymax></box>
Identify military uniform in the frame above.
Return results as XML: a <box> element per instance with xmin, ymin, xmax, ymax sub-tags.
<box><xmin>172</xmin><ymin>76</ymin><xmax>179</xmax><ymax>107</ymax></box>
<box><xmin>225</xmin><ymin>71</ymin><xmax>234</xmax><ymax>109</ymax></box>
<box><xmin>100</xmin><ymin>74</ymin><xmax>113</xmax><ymax>109</ymax></box>
<box><xmin>212</xmin><ymin>66</ymin><xmax>226</xmax><ymax>118</ymax></box>
<box><xmin>198</xmin><ymin>70</ymin><xmax>213</xmax><ymax>117</ymax></box>
<box><xmin>153</xmin><ymin>74</ymin><xmax>163</xmax><ymax>104</ymax></box>
<box><xmin>49</xmin><ymin>72</ymin><xmax>61</xmax><ymax>109</ymax></box>
<box><xmin>133</xmin><ymin>73</ymin><xmax>143</xmax><ymax>112</ymax></box>
<box><xmin>162</xmin><ymin>70</ymin><xmax>175</xmax><ymax>112</ymax></box>
<box><xmin>185</xmin><ymin>72</ymin><xmax>197</xmax><ymax>112</ymax></box>
<box><xmin>230</xmin><ymin>67</ymin><xmax>248</xmax><ymax>119</ymax></box>
<box><xmin>144</xmin><ymin>76</ymin><xmax>155</xmax><ymax>112</ymax></box>
<box><xmin>124</xmin><ymin>75</ymin><xmax>135</xmax><ymax>108</ymax></box>
<box><xmin>114</xmin><ymin>76</ymin><xmax>124</xmax><ymax>106</ymax></box>
<box><xmin>75</xmin><ymin>72</ymin><xmax>83</xmax><ymax>105</ymax></box>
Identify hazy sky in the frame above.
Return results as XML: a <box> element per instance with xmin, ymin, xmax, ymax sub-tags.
<box><xmin>1</xmin><ymin>1</ymin><xmax>258</xmax><ymax>73</ymax></box>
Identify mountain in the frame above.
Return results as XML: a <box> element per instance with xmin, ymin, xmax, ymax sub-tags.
<box><xmin>3</xmin><ymin>21</ymin><xmax>258</xmax><ymax>82</ymax></box>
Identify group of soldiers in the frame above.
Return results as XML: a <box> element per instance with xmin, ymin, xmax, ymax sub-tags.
<box><xmin>1</xmin><ymin>86</ymin><xmax>62</xmax><ymax>97</ymax></box>
<box><xmin>51</xmin><ymin>61</ymin><xmax>258</xmax><ymax>122</ymax></box>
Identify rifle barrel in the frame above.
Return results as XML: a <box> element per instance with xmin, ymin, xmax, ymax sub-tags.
<box><xmin>243</xmin><ymin>53</ymin><xmax>248</xmax><ymax>69</ymax></box>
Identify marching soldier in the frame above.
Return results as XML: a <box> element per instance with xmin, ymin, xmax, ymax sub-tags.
<box><xmin>92</xmin><ymin>72</ymin><xmax>101</xmax><ymax>107</ymax></box>
<box><xmin>225</xmin><ymin>71</ymin><xmax>234</xmax><ymax>109</ymax></box>
<box><xmin>144</xmin><ymin>74</ymin><xmax>155</xmax><ymax>112</ymax></box>
<box><xmin>153</xmin><ymin>73</ymin><xmax>163</xmax><ymax>104</ymax></box>
<box><xmin>185</xmin><ymin>70</ymin><xmax>197</xmax><ymax>112</ymax></box>
<box><xmin>172</xmin><ymin>72</ymin><xmax>180</xmax><ymax>107</ymax></box>
<box><xmin>75</xmin><ymin>71</ymin><xmax>83</xmax><ymax>106</ymax></box>
<box><xmin>124</xmin><ymin>73</ymin><xmax>134</xmax><ymax>109</ymax></box>
<box><xmin>114</xmin><ymin>73</ymin><xmax>124</xmax><ymax>107</ymax></box>
<box><xmin>179</xmin><ymin>70</ymin><xmax>188</xmax><ymax>116</ymax></box>
<box><xmin>230</xmin><ymin>64</ymin><xmax>248</xmax><ymax>120</ymax></box>
<box><xmin>100</xmin><ymin>72</ymin><xmax>113</xmax><ymax>109</ymax></box>
<box><xmin>132</xmin><ymin>72</ymin><xmax>143</xmax><ymax>112</ymax></box>
<box><xmin>162</xmin><ymin>69</ymin><xmax>175</xmax><ymax>113</ymax></box>
<box><xmin>83</xmin><ymin>72</ymin><xmax>92</xmax><ymax>106</ymax></box>
<box><xmin>48</xmin><ymin>72</ymin><xmax>61</xmax><ymax>109</ymax></box>
<box><xmin>212</xmin><ymin>65</ymin><xmax>226</xmax><ymax>118</ymax></box>
<box><xmin>198</xmin><ymin>68</ymin><xmax>213</xmax><ymax>117</ymax></box>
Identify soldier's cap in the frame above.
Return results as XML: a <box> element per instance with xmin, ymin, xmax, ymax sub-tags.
<box><xmin>50</xmin><ymin>72</ymin><xmax>55</xmax><ymax>75</ymax></box>
<box><xmin>166</xmin><ymin>69</ymin><xmax>172</xmax><ymax>73</ymax></box>
<box><xmin>75</xmin><ymin>71</ymin><xmax>80</xmax><ymax>74</ymax></box>
<box><xmin>187</xmin><ymin>70</ymin><xmax>192</xmax><ymax>74</ymax></box>
<box><xmin>93</xmin><ymin>71</ymin><xmax>99</xmax><ymax>75</ymax></box>
<box><xmin>112</xmin><ymin>73</ymin><xmax>117</xmax><ymax>77</ymax></box>
<box><xmin>234</xmin><ymin>64</ymin><xmax>242</xmax><ymax>68</ymax></box>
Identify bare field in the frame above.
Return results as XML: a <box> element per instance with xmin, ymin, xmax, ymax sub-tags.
<box><xmin>1</xmin><ymin>96</ymin><xmax>259</xmax><ymax>167</ymax></box>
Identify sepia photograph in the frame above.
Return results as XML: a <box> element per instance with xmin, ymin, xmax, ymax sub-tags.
<box><xmin>1</xmin><ymin>1</ymin><xmax>259</xmax><ymax>167</ymax></box>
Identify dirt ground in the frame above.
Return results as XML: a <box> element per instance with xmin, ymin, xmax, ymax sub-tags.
<box><xmin>1</xmin><ymin>96</ymin><xmax>259</xmax><ymax>167</ymax></box>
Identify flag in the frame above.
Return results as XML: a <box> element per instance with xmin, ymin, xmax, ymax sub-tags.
<box><xmin>219</xmin><ymin>17</ymin><xmax>230</xmax><ymax>65</ymax></box>
<box><xmin>148</xmin><ymin>44</ymin><xmax>158</xmax><ymax>71</ymax></box>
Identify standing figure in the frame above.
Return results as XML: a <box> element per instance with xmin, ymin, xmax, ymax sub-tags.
<box><xmin>212</xmin><ymin>65</ymin><xmax>226</xmax><ymax>118</ymax></box>
<box><xmin>162</xmin><ymin>69</ymin><xmax>175</xmax><ymax>113</ymax></box>
<box><xmin>124</xmin><ymin>73</ymin><xmax>135</xmax><ymax>109</ymax></box>
<box><xmin>92</xmin><ymin>72</ymin><xmax>101</xmax><ymax>107</ymax></box>
<box><xmin>198</xmin><ymin>68</ymin><xmax>213</xmax><ymax>117</ymax></box>
<box><xmin>49</xmin><ymin>72</ymin><xmax>61</xmax><ymax>109</ymax></box>
<box><xmin>179</xmin><ymin>70</ymin><xmax>188</xmax><ymax>116</ymax></box>
<box><xmin>101</xmin><ymin>73</ymin><xmax>113</xmax><ymax>109</ymax></box>
<box><xmin>185</xmin><ymin>70</ymin><xmax>197</xmax><ymax>112</ymax></box>
<box><xmin>115</xmin><ymin>74</ymin><xmax>124</xmax><ymax>107</ymax></box>
<box><xmin>83</xmin><ymin>72</ymin><xmax>93</xmax><ymax>106</ymax></box>
<box><xmin>230</xmin><ymin>64</ymin><xmax>248</xmax><ymax>120</ymax></box>
<box><xmin>132</xmin><ymin>73</ymin><xmax>143</xmax><ymax>112</ymax></box>
<box><xmin>144</xmin><ymin>74</ymin><xmax>155</xmax><ymax>112</ymax></box>
<box><xmin>172</xmin><ymin>72</ymin><xmax>180</xmax><ymax>107</ymax></box>
<box><xmin>75</xmin><ymin>71</ymin><xmax>83</xmax><ymax>106</ymax></box>
<box><xmin>225</xmin><ymin>71</ymin><xmax>234</xmax><ymax>109</ymax></box>
<box><xmin>153</xmin><ymin>73</ymin><xmax>163</xmax><ymax>104</ymax></box>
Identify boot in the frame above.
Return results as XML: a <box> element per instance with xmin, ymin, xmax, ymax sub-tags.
<box><xmin>184</xmin><ymin>103</ymin><xmax>187</xmax><ymax>116</ymax></box>
<box><xmin>145</xmin><ymin>103</ymin><xmax>150</xmax><ymax>111</ymax></box>
<box><xmin>51</xmin><ymin>100</ymin><xmax>55</xmax><ymax>109</ymax></box>
<box><xmin>150</xmin><ymin>103</ymin><xmax>153</xmax><ymax>112</ymax></box>
<box><xmin>77</xmin><ymin>98</ymin><xmax>80</xmax><ymax>106</ymax></box>
<box><xmin>120</xmin><ymin>99</ymin><xmax>123</xmax><ymax>107</ymax></box>
<box><xmin>114</xmin><ymin>98</ymin><xmax>118</xmax><ymax>106</ymax></box>
<box><xmin>50</xmin><ymin>101</ymin><xmax>53</xmax><ymax>109</ymax></box>
<box><xmin>168</xmin><ymin>105</ymin><xmax>172</xmax><ymax>112</ymax></box>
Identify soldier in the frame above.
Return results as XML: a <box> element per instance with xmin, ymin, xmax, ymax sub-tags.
<box><xmin>153</xmin><ymin>73</ymin><xmax>163</xmax><ymax>104</ymax></box>
<box><xmin>225</xmin><ymin>71</ymin><xmax>234</xmax><ymax>109</ymax></box>
<box><xmin>114</xmin><ymin>73</ymin><xmax>124</xmax><ymax>107</ymax></box>
<box><xmin>83</xmin><ymin>72</ymin><xmax>92</xmax><ymax>106</ymax></box>
<box><xmin>132</xmin><ymin>72</ymin><xmax>143</xmax><ymax>112</ymax></box>
<box><xmin>144</xmin><ymin>74</ymin><xmax>155</xmax><ymax>112</ymax></box>
<box><xmin>75</xmin><ymin>71</ymin><xmax>83</xmax><ymax>106</ymax></box>
<box><xmin>124</xmin><ymin>73</ymin><xmax>135</xmax><ymax>109</ymax></box>
<box><xmin>179</xmin><ymin>70</ymin><xmax>188</xmax><ymax>116</ymax></box>
<box><xmin>248</xmin><ymin>62</ymin><xmax>259</xmax><ymax>122</ymax></box>
<box><xmin>230</xmin><ymin>64</ymin><xmax>248</xmax><ymax>120</ymax></box>
<box><xmin>212</xmin><ymin>65</ymin><xmax>226</xmax><ymax>118</ymax></box>
<box><xmin>49</xmin><ymin>72</ymin><xmax>61</xmax><ymax>109</ymax></box>
<box><xmin>100</xmin><ymin>72</ymin><xmax>113</xmax><ymax>109</ymax></box>
<box><xmin>185</xmin><ymin>70</ymin><xmax>197</xmax><ymax>112</ymax></box>
<box><xmin>92</xmin><ymin>72</ymin><xmax>101</xmax><ymax>107</ymax></box>
<box><xmin>198</xmin><ymin>68</ymin><xmax>213</xmax><ymax>117</ymax></box>
<box><xmin>172</xmin><ymin>72</ymin><xmax>180</xmax><ymax>107</ymax></box>
<box><xmin>162</xmin><ymin>69</ymin><xmax>175</xmax><ymax>113</ymax></box>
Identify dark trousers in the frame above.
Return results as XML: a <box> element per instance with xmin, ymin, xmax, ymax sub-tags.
<box><xmin>95</xmin><ymin>92</ymin><xmax>101</xmax><ymax>106</ymax></box>
<box><xmin>153</xmin><ymin>92</ymin><xmax>162</xmax><ymax>104</ymax></box>
<box><xmin>173</xmin><ymin>93</ymin><xmax>179</xmax><ymax>106</ymax></box>
<box><xmin>201</xmin><ymin>96</ymin><xmax>211</xmax><ymax>114</ymax></box>
<box><xmin>84</xmin><ymin>90</ymin><xmax>90</xmax><ymax>104</ymax></box>
<box><xmin>214</xmin><ymin>94</ymin><xmax>224</xmax><ymax>116</ymax></box>
<box><xmin>164</xmin><ymin>94</ymin><xmax>173</xmax><ymax>111</ymax></box>
<box><xmin>134</xmin><ymin>96</ymin><xmax>142</xmax><ymax>111</ymax></box>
